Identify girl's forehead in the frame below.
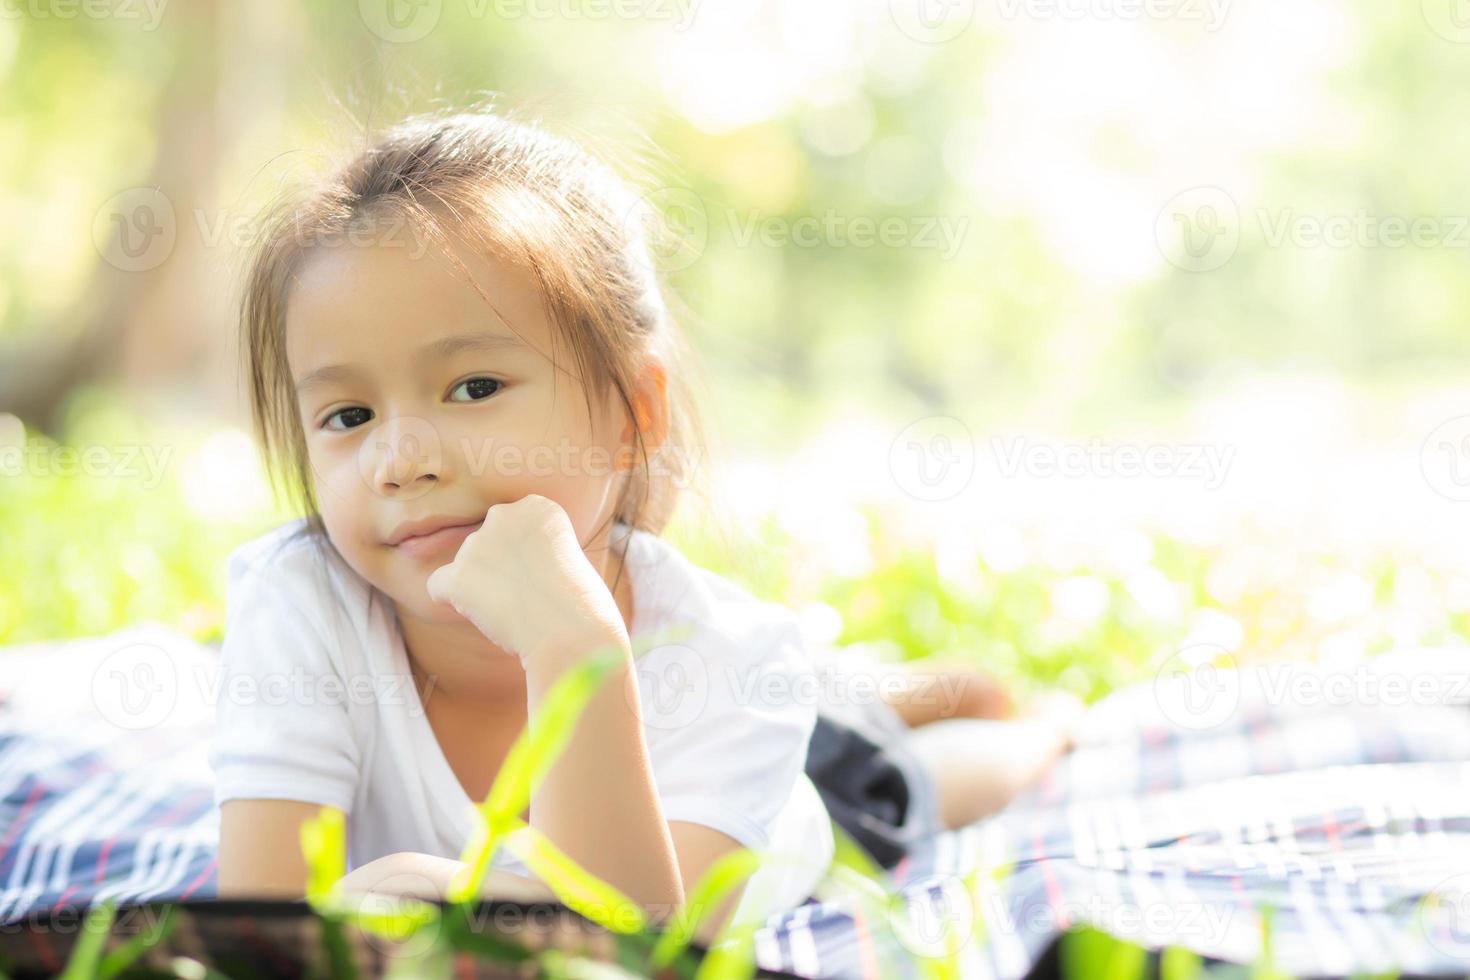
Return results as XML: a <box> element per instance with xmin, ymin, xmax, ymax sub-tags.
<box><xmin>284</xmin><ymin>238</ymin><xmax>556</xmax><ymax>365</ymax></box>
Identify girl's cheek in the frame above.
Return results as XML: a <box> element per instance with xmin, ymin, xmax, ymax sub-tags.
<box><xmin>310</xmin><ymin>443</ymin><xmax>369</xmax><ymax>504</ymax></box>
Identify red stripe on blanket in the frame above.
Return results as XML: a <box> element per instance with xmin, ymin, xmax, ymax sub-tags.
<box><xmin>0</xmin><ymin>784</ymin><xmax>44</xmax><ymax>865</ymax></box>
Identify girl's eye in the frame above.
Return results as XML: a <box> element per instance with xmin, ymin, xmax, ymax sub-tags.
<box><xmin>449</xmin><ymin>377</ymin><xmax>504</xmax><ymax>402</ymax></box>
<box><xmin>324</xmin><ymin>407</ymin><xmax>373</xmax><ymax>431</ymax></box>
<box><xmin>319</xmin><ymin>378</ymin><xmax>502</xmax><ymax>432</ymax></box>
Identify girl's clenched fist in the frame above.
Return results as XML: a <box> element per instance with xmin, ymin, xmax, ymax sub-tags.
<box><xmin>425</xmin><ymin>495</ymin><xmax>630</xmax><ymax>670</ymax></box>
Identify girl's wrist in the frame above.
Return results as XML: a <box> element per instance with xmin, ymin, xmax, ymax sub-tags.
<box><xmin>524</xmin><ymin>624</ymin><xmax>631</xmax><ymax>678</ymax></box>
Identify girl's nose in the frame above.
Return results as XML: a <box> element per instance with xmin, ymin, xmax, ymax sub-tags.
<box><xmin>364</xmin><ymin>414</ymin><xmax>443</xmax><ymax>497</ymax></box>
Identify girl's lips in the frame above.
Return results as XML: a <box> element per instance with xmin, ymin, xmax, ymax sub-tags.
<box><xmin>394</xmin><ymin>520</ymin><xmax>484</xmax><ymax>560</ymax></box>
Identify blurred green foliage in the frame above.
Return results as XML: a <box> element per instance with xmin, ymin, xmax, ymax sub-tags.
<box><xmin>9</xmin><ymin>388</ymin><xmax>1469</xmax><ymax>710</ymax></box>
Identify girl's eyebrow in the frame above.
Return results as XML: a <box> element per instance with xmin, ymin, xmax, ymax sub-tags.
<box><xmin>294</xmin><ymin>330</ymin><xmax>530</xmax><ymax>396</ymax></box>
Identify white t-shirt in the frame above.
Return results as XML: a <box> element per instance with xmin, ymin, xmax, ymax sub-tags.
<box><xmin>208</xmin><ymin>517</ymin><xmax>833</xmax><ymax>924</ymax></box>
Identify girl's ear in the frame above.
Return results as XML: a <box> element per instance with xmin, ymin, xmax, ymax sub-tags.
<box><xmin>617</xmin><ymin>356</ymin><xmax>670</xmax><ymax>470</ymax></box>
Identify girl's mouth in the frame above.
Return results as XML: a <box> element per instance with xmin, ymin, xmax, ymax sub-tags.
<box><xmin>394</xmin><ymin>520</ymin><xmax>484</xmax><ymax>560</ymax></box>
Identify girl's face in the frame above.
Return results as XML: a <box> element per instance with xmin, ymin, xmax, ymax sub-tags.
<box><xmin>284</xmin><ymin>234</ymin><xmax>642</xmax><ymax>627</ymax></box>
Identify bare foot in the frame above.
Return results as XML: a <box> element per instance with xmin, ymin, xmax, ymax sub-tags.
<box><xmin>905</xmin><ymin>692</ymin><xmax>1085</xmax><ymax>830</ymax></box>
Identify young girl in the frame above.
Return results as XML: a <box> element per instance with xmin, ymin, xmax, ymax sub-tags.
<box><xmin>209</xmin><ymin>104</ymin><xmax>1079</xmax><ymax>941</ymax></box>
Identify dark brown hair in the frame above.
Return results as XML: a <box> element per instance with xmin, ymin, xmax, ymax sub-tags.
<box><xmin>237</xmin><ymin>100</ymin><xmax>714</xmax><ymax>597</ymax></box>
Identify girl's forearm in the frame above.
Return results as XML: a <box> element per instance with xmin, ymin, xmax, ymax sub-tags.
<box><xmin>523</xmin><ymin>628</ymin><xmax>685</xmax><ymax>920</ymax></box>
<box><xmin>336</xmin><ymin>851</ymin><xmax>559</xmax><ymax>903</ymax></box>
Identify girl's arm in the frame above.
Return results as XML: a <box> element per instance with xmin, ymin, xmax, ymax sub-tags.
<box><xmin>522</xmin><ymin>626</ymin><xmax>686</xmax><ymax>924</ymax></box>
<box><xmin>423</xmin><ymin>498</ymin><xmax>689</xmax><ymax>921</ymax></box>
<box><xmin>336</xmin><ymin>851</ymin><xmax>559</xmax><ymax>904</ymax></box>
<box><xmin>218</xmin><ymin>798</ymin><xmax>330</xmax><ymax>898</ymax></box>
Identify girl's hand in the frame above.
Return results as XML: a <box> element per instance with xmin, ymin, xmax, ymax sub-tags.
<box><xmin>335</xmin><ymin>851</ymin><xmax>559</xmax><ymax>904</ymax></box>
<box><xmin>424</xmin><ymin>494</ymin><xmax>629</xmax><ymax>670</ymax></box>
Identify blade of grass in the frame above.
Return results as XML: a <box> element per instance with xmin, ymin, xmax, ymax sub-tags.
<box><xmin>97</xmin><ymin>904</ymin><xmax>179</xmax><ymax>980</ymax></box>
<box><xmin>1160</xmin><ymin>945</ymin><xmax>1202</xmax><ymax>980</ymax></box>
<box><xmin>498</xmin><ymin>818</ymin><xmax>646</xmax><ymax>933</ymax></box>
<box><xmin>299</xmin><ymin>805</ymin><xmax>347</xmax><ymax>906</ymax></box>
<box><xmin>449</xmin><ymin>626</ymin><xmax>692</xmax><ymax>906</ymax></box>
<box><xmin>1251</xmin><ymin>903</ymin><xmax>1292</xmax><ymax>980</ymax></box>
<box><xmin>1060</xmin><ymin>927</ymin><xmax>1146</xmax><ymax>980</ymax></box>
<box><xmin>58</xmin><ymin>899</ymin><xmax>116</xmax><ymax>980</ymax></box>
<box><xmin>649</xmin><ymin>848</ymin><xmax>763</xmax><ymax>969</ymax></box>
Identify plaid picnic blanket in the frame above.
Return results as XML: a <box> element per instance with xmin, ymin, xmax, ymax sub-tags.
<box><xmin>2</xmin><ymin>623</ymin><xmax>1469</xmax><ymax>978</ymax></box>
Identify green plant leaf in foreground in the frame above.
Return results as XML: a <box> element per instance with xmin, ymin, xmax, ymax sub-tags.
<box><xmin>450</xmin><ymin>626</ymin><xmax>694</xmax><ymax>906</ymax></box>
<box><xmin>499</xmin><ymin>818</ymin><xmax>645</xmax><ymax>933</ymax></box>
<box><xmin>649</xmin><ymin>847</ymin><xmax>763</xmax><ymax>969</ymax></box>
<box><xmin>57</xmin><ymin>900</ymin><xmax>116</xmax><ymax>980</ymax></box>
<box><xmin>1061</xmin><ymin>927</ymin><xmax>1147</xmax><ymax>980</ymax></box>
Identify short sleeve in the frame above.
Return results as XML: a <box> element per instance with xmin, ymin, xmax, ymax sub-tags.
<box><xmin>208</xmin><ymin>545</ymin><xmax>361</xmax><ymax>814</ymax></box>
<box><xmin>639</xmin><ymin>613</ymin><xmax>820</xmax><ymax>853</ymax></box>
